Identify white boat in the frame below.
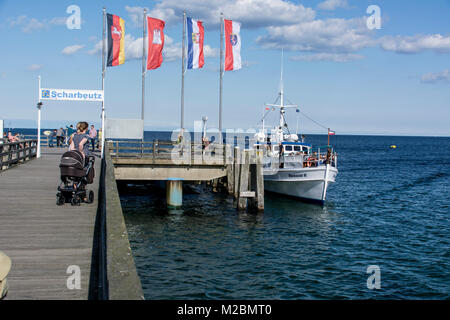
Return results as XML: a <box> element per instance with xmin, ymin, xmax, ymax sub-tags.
<box><xmin>254</xmin><ymin>54</ymin><xmax>338</xmax><ymax>204</ymax></box>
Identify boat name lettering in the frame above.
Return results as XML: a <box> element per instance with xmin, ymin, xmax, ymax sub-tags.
<box><xmin>288</xmin><ymin>173</ymin><xmax>307</xmax><ymax>178</ymax></box>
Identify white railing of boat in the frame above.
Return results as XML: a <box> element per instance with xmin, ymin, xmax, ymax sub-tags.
<box><xmin>262</xmin><ymin>151</ymin><xmax>337</xmax><ymax>169</ymax></box>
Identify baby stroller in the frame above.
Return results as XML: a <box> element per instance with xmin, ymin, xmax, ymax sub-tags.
<box><xmin>57</xmin><ymin>150</ymin><xmax>95</xmax><ymax>206</ymax></box>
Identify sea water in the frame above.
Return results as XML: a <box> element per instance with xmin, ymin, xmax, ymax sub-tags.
<box><xmin>120</xmin><ymin>133</ymin><xmax>449</xmax><ymax>299</ymax></box>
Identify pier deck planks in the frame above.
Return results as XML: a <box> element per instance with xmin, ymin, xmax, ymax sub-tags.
<box><xmin>0</xmin><ymin>147</ymin><xmax>100</xmax><ymax>300</ymax></box>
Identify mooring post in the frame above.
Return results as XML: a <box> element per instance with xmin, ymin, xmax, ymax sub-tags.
<box><xmin>233</xmin><ymin>146</ymin><xmax>240</xmax><ymax>198</ymax></box>
<box><xmin>166</xmin><ymin>178</ymin><xmax>183</xmax><ymax>207</ymax></box>
<box><xmin>249</xmin><ymin>150</ymin><xmax>264</xmax><ymax>211</ymax></box>
<box><xmin>237</xmin><ymin>150</ymin><xmax>250</xmax><ymax>210</ymax></box>
<box><xmin>226</xmin><ymin>163</ymin><xmax>234</xmax><ymax>195</ymax></box>
<box><xmin>256</xmin><ymin>150</ymin><xmax>265</xmax><ymax>210</ymax></box>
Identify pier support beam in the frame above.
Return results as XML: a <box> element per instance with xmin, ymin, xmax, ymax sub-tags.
<box><xmin>166</xmin><ymin>178</ymin><xmax>183</xmax><ymax>207</ymax></box>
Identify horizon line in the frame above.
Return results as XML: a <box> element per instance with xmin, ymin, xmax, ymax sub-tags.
<box><xmin>4</xmin><ymin>126</ymin><xmax>450</xmax><ymax>138</ymax></box>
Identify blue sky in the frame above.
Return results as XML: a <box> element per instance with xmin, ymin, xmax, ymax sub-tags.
<box><xmin>0</xmin><ymin>0</ymin><xmax>449</xmax><ymax>136</ymax></box>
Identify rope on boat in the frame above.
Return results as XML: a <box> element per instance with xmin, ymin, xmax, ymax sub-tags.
<box><xmin>285</xmin><ymin>97</ymin><xmax>329</xmax><ymax>131</ymax></box>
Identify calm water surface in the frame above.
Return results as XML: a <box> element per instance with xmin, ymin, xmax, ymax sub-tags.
<box><xmin>119</xmin><ymin>134</ymin><xmax>450</xmax><ymax>299</ymax></box>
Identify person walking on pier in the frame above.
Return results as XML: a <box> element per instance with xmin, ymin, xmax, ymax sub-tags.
<box><xmin>66</xmin><ymin>124</ymin><xmax>76</xmax><ymax>146</ymax></box>
<box><xmin>56</xmin><ymin>128</ymin><xmax>64</xmax><ymax>147</ymax></box>
<box><xmin>97</xmin><ymin>129</ymin><xmax>102</xmax><ymax>149</ymax></box>
<box><xmin>69</xmin><ymin>122</ymin><xmax>90</xmax><ymax>161</ymax></box>
<box><xmin>88</xmin><ymin>125</ymin><xmax>97</xmax><ymax>151</ymax></box>
<box><xmin>49</xmin><ymin>129</ymin><xmax>57</xmax><ymax>148</ymax></box>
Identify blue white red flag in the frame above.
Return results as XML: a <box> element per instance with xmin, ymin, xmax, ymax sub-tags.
<box><xmin>224</xmin><ymin>19</ymin><xmax>241</xmax><ymax>71</ymax></box>
<box><xmin>186</xmin><ymin>17</ymin><xmax>204</xmax><ymax>69</ymax></box>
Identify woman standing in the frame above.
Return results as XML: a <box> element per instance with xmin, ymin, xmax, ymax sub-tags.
<box><xmin>69</xmin><ymin>122</ymin><xmax>90</xmax><ymax>161</ymax></box>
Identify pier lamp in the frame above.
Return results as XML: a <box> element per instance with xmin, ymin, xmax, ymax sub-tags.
<box><xmin>36</xmin><ymin>102</ymin><xmax>43</xmax><ymax>158</ymax></box>
<box><xmin>202</xmin><ymin>116</ymin><xmax>208</xmax><ymax>140</ymax></box>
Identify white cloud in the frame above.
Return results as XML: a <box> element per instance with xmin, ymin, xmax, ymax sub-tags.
<box><xmin>421</xmin><ymin>70</ymin><xmax>450</xmax><ymax>84</ymax></box>
<box><xmin>48</xmin><ymin>17</ymin><xmax>67</xmax><ymax>26</ymax></box>
<box><xmin>256</xmin><ymin>17</ymin><xmax>374</xmax><ymax>54</ymax></box>
<box><xmin>380</xmin><ymin>34</ymin><xmax>450</xmax><ymax>54</ymax></box>
<box><xmin>125</xmin><ymin>5</ymin><xmax>178</xmax><ymax>27</ymax></box>
<box><xmin>62</xmin><ymin>44</ymin><xmax>85</xmax><ymax>55</ymax></box>
<box><xmin>8</xmin><ymin>15</ymin><xmax>66</xmax><ymax>33</ymax></box>
<box><xmin>88</xmin><ymin>40</ymin><xmax>102</xmax><ymax>56</ymax></box>
<box><xmin>118</xmin><ymin>2</ymin><xmax>450</xmax><ymax>66</ymax></box>
<box><xmin>28</xmin><ymin>64</ymin><xmax>43</xmax><ymax>71</ymax></box>
<box><xmin>291</xmin><ymin>53</ymin><xmax>363</xmax><ymax>62</ymax></box>
<box><xmin>123</xmin><ymin>34</ymin><xmax>181</xmax><ymax>61</ymax></box>
<box><xmin>204</xmin><ymin>45</ymin><xmax>219</xmax><ymax>58</ymax></box>
<box><xmin>317</xmin><ymin>0</ymin><xmax>348</xmax><ymax>11</ymax></box>
<box><xmin>9</xmin><ymin>15</ymin><xmax>28</xmax><ymax>27</ymax></box>
<box><xmin>88</xmin><ymin>34</ymin><xmax>218</xmax><ymax>62</ymax></box>
<box><xmin>126</xmin><ymin>0</ymin><xmax>315</xmax><ymax>29</ymax></box>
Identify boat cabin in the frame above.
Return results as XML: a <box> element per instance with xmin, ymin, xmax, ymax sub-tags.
<box><xmin>254</xmin><ymin>141</ymin><xmax>312</xmax><ymax>157</ymax></box>
<box><xmin>280</xmin><ymin>142</ymin><xmax>312</xmax><ymax>156</ymax></box>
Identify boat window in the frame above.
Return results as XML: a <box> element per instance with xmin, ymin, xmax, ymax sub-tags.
<box><xmin>294</xmin><ymin>146</ymin><xmax>301</xmax><ymax>152</ymax></box>
<box><xmin>285</xmin><ymin>146</ymin><xmax>293</xmax><ymax>152</ymax></box>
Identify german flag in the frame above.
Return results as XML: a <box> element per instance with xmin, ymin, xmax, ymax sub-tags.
<box><xmin>107</xmin><ymin>13</ymin><xmax>125</xmax><ymax>67</ymax></box>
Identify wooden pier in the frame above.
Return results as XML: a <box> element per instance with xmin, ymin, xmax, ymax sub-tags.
<box><xmin>0</xmin><ymin>146</ymin><xmax>143</xmax><ymax>300</ymax></box>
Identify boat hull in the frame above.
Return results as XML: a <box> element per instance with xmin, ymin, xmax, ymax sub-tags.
<box><xmin>263</xmin><ymin>165</ymin><xmax>337</xmax><ymax>203</ymax></box>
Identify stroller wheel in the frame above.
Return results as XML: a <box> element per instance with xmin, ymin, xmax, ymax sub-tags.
<box><xmin>56</xmin><ymin>193</ymin><xmax>65</xmax><ymax>206</ymax></box>
<box><xmin>87</xmin><ymin>190</ymin><xmax>94</xmax><ymax>204</ymax></box>
<box><xmin>71</xmin><ymin>195</ymin><xmax>81</xmax><ymax>206</ymax></box>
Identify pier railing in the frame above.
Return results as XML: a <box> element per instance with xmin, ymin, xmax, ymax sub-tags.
<box><xmin>23</xmin><ymin>135</ymin><xmax>50</xmax><ymax>147</ymax></box>
<box><xmin>0</xmin><ymin>139</ymin><xmax>38</xmax><ymax>171</ymax></box>
<box><xmin>108</xmin><ymin>140</ymin><xmax>230</xmax><ymax>165</ymax></box>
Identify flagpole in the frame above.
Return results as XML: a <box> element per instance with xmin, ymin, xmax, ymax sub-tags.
<box><xmin>101</xmin><ymin>7</ymin><xmax>106</xmax><ymax>159</ymax></box>
<box><xmin>219</xmin><ymin>12</ymin><xmax>224</xmax><ymax>144</ymax></box>
<box><xmin>328</xmin><ymin>128</ymin><xmax>330</xmax><ymax>146</ymax></box>
<box><xmin>180</xmin><ymin>11</ymin><xmax>186</xmax><ymax>133</ymax></box>
<box><xmin>37</xmin><ymin>75</ymin><xmax>41</xmax><ymax>159</ymax></box>
<box><xmin>141</xmin><ymin>8</ymin><xmax>147</xmax><ymax>151</ymax></box>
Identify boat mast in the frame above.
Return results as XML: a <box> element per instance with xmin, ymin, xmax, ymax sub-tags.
<box><xmin>279</xmin><ymin>49</ymin><xmax>285</xmax><ymax>129</ymax></box>
<box><xmin>264</xmin><ymin>48</ymin><xmax>297</xmax><ymax>138</ymax></box>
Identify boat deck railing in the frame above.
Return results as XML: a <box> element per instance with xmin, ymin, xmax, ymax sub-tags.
<box><xmin>262</xmin><ymin>149</ymin><xmax>337</xmax><ymax>169</ymax></box>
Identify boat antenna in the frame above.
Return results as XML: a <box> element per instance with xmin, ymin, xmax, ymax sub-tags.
<box><xmin>280</xmin><ymin>48</ymin><xmax>284</xmax><ymax>108</ymax></box>
<box><xmin>264</xmin><ymin>48</ymin><xmax>297</xmax><ymax>131</ymax></box>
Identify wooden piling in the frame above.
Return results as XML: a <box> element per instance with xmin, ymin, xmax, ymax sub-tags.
<box><xmin>249</xmin><ymin>150</ymin><xmax>264</xmax><ymax>211</ymax></box>
<box><xmin>233</xmin><ymin>147</ymin><xmax>240</xmax><ymax>197</ymax></box>
<box><xmin>212</xmin><ymin>178</ymin><xmax>219</xmax><ymax>192</ymax></box>
<box><xmin>237</xmin><ymin>150</ymin><xmax>251</xmax><ymax>210</ymax></box>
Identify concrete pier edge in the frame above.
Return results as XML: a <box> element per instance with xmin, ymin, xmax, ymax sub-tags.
<box><xmin>105</xmin><ymin>144</ymin><xmax>144</xmax><ymax>300</ymax></box>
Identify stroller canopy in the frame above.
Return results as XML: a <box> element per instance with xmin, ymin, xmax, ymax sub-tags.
<box><xmin>59</xmin><ymin>150</ymin><xmax>85</xmax><ymax>170</ymax></box>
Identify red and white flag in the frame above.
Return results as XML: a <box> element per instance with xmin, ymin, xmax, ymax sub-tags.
<box><xmin>328</xmin><ymin>129</ymin><xmax>336</xmax><ymax>136</ymax></box>
<box><xmin>147</xmin><ymin>17</ymin><xmax>165</xmax><ymax>70</ymax></box>
<box><xmin>224</xmin><ymin>19</ymin><xmax>241</xmax><ymax>71</ymax></box>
